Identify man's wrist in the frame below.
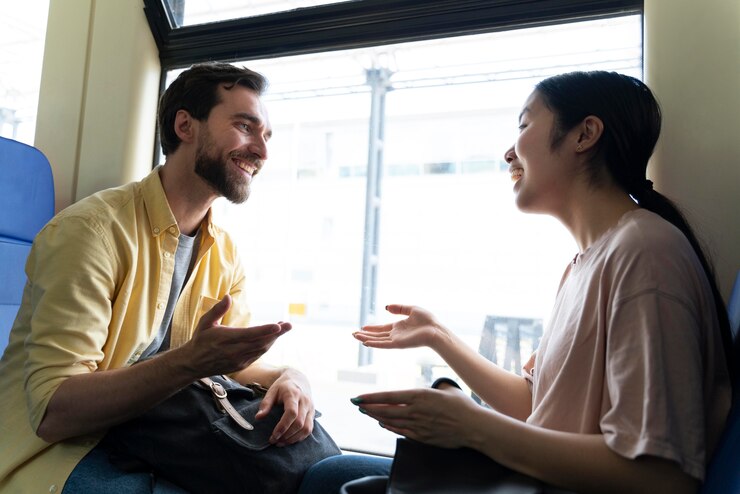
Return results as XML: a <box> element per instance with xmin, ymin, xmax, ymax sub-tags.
<box><xmin>277</xmin><ymin>367</ymin><xmax>311</xmax><ymax>394</ymax></box>
<box><xmin>159</xmin><ymin>345</ymin><xmax>201</xmax><ymax>384</ymax></box>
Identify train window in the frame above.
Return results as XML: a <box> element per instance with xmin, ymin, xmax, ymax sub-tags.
<box><xmin>162</xmin><ymin>14</ymin><xmax>642</xmax><ymax>455</ymax></box>
<box><xmin>163</xmin><ymin>0</ymin><xmax>354</xmax><ymax>27</ymax></box>
<box><xmin>0</xmin><ymin>0</ymin><xmax>50</xmax><ymax>144</ymax></box>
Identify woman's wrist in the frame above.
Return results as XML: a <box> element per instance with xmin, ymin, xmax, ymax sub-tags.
<box><xmin>429</xmin><ymin>323</ymin><xmax>453</xmax><ymax>352</ymax></box>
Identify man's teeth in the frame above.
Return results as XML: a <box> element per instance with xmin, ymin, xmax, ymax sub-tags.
<box><xmin>234</xmin><ymin>159</ymin><xmax>256</xmax><ymax>174</ymax></box>
<box><xmin>511</xmin><ymin>169</ymin><xmax>523</xmax><ymax>182</ymax></box>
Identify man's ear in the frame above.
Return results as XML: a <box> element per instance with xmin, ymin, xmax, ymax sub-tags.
<box><xmin>574</xmin><ymin>115</ymin><xmax>604</xmax><ymax>153</ymax></box>
<box><xmin>174</xmin><ymin>109</ymin><xmax>197</xmax><ymax>144</ymax></box>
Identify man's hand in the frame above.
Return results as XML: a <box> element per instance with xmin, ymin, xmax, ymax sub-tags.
<box><xmin>255</xmin><ymin>368</ymin><xmax>315</xmax><ymax>446</ymax></box>
<box><xmin>177</xmin><ymin>294</ymin><xmax>292</xmax><ymax>378</ymax></box>
<box><xmin>37</xmin><ymin>294</ymin><xmax>292</xmax><ymax>442</ymax></box>
<box><xmin>179</xmin><ymin>295</ymin><xmax>315</xmax><ymax>446</ymax></box>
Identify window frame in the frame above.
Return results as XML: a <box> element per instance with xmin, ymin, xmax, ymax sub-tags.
<box><xmin>141</xmin><ymin>0</ymin><xmax>645</xmax><ymax>454</ymax></box>
<box><xmin>143</xmin><ymin>0</ymin><xmax>642</xmax><ymax>69</ymax></box>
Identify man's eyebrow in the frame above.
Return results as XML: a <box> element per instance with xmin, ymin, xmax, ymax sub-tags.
<box><xmin>234</xmin><ymin>112</ymin><xmax>263</xmax><ymax>126</ymax></box>
<box><xmin>234</xmin><ymin>112</ymin><xmax>272</xmax><ymax>138</ymax></box>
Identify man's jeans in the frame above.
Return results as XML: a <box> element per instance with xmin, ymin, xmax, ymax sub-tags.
<box><xmin>64</xmin><ymin>442</ymin><xmax>391</xmax><ymax>494</ymax></box>
<box><xmin>63</xmin><ymin>444</ymin><xmax>186</xmax><ymax>494</ymax></box>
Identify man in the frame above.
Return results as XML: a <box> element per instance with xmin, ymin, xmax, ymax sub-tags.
<box><xmin>0</xmin><ymin>63</ymin><xmax>315</xmax><ymax>492</ymax></box>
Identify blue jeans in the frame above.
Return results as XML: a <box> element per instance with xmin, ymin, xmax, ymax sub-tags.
<box><xmin>64</xmin><ymin>444</ymin><xmax>390</xmax><ymax>494</ymax></box>
<box><xmin>62</xmin><ymin>444</ymin><xmax>187</xmax><ymax>493</ymax></box>
<box><xmin>297</xmin><ymin>454</ymin><xmax>392</xmax><ymax>494</ymax></box>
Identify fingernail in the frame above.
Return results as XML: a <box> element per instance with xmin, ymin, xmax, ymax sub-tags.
<box><xmin>379</xmin><ymin>422</ymin><xmax>385</xmax><ymax>428</ymax></box>
<box><xmin>358</xmin><ymin>408</ymin><xmax>368</xmax><ymax>414</ymax></box>
<box><xmin>385</xmin><ymin>305</ymin><xmax>389</xmax><ymax>310</ymax></box>
<box><xmin>350</xmin><ymin>397</ymin><xmax>363</xmax><ymax>405</ymax></box>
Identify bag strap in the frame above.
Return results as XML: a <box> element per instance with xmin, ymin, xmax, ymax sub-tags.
<box><xmin>199</xmin><ymin>377</ymin><xmax>255</xmax><ymax>431</ymax></box>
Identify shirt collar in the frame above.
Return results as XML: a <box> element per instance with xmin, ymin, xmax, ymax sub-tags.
<box><xmin>141</xmin><ymin>166</ymin><xmax>217</xmax><ymax>240</ymax></box>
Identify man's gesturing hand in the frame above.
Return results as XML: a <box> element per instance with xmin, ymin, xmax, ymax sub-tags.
<box><xmin>178</xmin><ymin>295</ymin><xmax>291</xmax><ymax>378</ymax></box>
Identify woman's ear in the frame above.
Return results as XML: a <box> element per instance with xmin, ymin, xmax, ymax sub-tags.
<box><xmin>174</xmin><ymin>109</ymin><xmax>197</xmax><ymax>144</ymax></box>
<box><xmin>574</xmin><ymin>115</ymin><xmax>604</xmax><ymax>153</ymax></box>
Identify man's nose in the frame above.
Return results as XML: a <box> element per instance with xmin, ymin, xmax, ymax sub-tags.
<box><xmin>248</xmin><ymin>137</ymin><xmax>268</xmax><ymax>160</ymax></box>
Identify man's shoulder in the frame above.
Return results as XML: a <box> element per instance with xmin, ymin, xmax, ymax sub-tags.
<box><xmin>53</xmin><ymin>180</ymin><xmax>142</xmax><ymax>227</ymax></box>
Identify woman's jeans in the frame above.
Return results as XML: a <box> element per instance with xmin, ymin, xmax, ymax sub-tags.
<box><xmin>298</xmin><ymin>454</ymin><xmax>392</xmax><ymax>494</ymax></box>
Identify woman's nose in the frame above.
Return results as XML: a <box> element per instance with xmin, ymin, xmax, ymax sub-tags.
<box><xmin>504</xmin><ymin>145</ymin><xmax>517</xmax><ymax>164</ymax></box>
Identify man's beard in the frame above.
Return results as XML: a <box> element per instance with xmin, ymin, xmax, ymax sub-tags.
<box><xmin>194</xmin><ymin>131</ymin><xmax>251</xmax><ymax>204</ymax></box>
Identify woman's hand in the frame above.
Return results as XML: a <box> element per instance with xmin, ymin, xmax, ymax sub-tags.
<box><xmin>350</xmin><ymin>386</ymin><xmax>482</xmax><ymax>449</ymax></box>
<box><xmin>352</xmin><ymin>304</ymin><xmax>448</xmax><ymax>351</ymax></box>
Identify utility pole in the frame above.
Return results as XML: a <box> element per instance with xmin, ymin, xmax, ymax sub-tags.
<box><xmin>358</xmin><ymin>66</ymin><xmax>392</xmax><ymax>366</ymax></box>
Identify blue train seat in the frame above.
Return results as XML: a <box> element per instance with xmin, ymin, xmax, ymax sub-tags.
<box><xmin>0</xmin><ymin>136</ymin><xmax>55</xmax><ymax>355</ymax></box>
<box><xmin>701</xmin><ymin>270</ymin><xmax>740</xmax><ymax>493</ymax></box>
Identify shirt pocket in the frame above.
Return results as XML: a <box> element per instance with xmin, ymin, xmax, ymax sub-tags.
<box><xmin>195</xmin><ymin>294</ymin><xmax>251</xmax><ymax>329</ymax></box>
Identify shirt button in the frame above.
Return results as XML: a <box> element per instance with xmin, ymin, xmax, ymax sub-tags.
<box><xmin>49</xmin><ymin>485</ymin><xmax>57</xmax><ymax>493</ymax></box>
<box><xmin>169</xmin><ymin>227</ymin><xmax>177</xmax><ymax>234</ymax></box>
<box><xmin>157</xmin><ymin>303</ymin><xmax>164</xmax><ymax>310</ymax></box>
<box><xmin>163</xmin><ymin>252</ymin><xmax>171</xmax><ymax>258</ymax></box>
<box><xmin>153</xmin><ymin>227</ymin><xmax>160</xmax><ymax>234</ymax></box>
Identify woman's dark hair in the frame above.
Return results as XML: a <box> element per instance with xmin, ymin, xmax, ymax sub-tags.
<box><xmin>536</xmin><ymin>70</ymin><xmax>734</xmax><ymax>382</ymax></box>
<box><xmin>158</xmin><ymin>62</ymin><xmax>268</xmax><ymax>156</ymax></box>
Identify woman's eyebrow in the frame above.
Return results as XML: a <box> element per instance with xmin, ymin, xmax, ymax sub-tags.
<box><xmin>518</xmin><ymin>107</ymin><xmax>530</xmax><ymax>123</ymax></box>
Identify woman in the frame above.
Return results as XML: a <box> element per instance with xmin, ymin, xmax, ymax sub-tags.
<box><xmin>349</xmin><ymin>71</ymin><xmax>733</xmax><ymax>494</ymax></box>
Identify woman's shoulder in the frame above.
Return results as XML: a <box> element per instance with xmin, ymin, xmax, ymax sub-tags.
<box><xmin>603</xmin><ymin>209</ymin><xmax>709</xmax><ymax>301</ymax></box>
<box><xmin>609</xmin><ymin>208</ymin><xmax>693</xmax><ymax>260</ymax></box>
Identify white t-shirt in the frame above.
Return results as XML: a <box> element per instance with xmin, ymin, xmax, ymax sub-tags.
<box><xmin>523</xmin><ymin>209</ymin><xmax>731</xmax><ymax>481</ymax></box>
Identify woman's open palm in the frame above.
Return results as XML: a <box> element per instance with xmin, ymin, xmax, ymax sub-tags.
<box><xmin>353</xmin><ymin>304</ymin><xmax>442</xmax><ymax>350</ymax></box>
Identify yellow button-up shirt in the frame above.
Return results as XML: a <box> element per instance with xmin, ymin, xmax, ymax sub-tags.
<box><xmin>0</xmin><ymin>167</ymin><xmax>251</xmax><ymax>492</ymax></box>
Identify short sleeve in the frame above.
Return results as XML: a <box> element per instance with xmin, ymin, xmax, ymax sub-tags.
<box><xmin>522</xmin><ymin>352</ymin><xmax>536</xmax><ymax>391</ymax></box>
<box><xmin>601</xmin><ymin>290</ymin><xmax>706</xmax><ymax>479</ymax></box>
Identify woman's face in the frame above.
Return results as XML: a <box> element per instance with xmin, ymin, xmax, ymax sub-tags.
<box><xmin>504</xmin><ymin>91</ymin><xmax>578</xmax><ymax>216</ymax></box>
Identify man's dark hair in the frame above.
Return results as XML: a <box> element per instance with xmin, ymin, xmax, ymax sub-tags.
<box><xmin>158</xmin><ymin>63</ymin><xmax>268</xmax><ymax>156</ymax></box>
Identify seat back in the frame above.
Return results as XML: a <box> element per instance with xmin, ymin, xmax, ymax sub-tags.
<box><xmin>728</xmin><ymin>270</ymin><xmax>740</xmax><ymax>341</ymax></box>
<box><xmin>701</xmin><ymin>270</ymin><xmax>740</xmax><ymax>493</ymax></box>
<box><xmin>0</xmin><ymin>136</ymin><xmax>55</xmax><ymax>354</ymax></box>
